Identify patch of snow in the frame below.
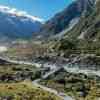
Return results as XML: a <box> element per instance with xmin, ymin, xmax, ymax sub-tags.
<box><xmin>0</xmin><ymin>46</ymin><xmax>7</xmax><ymax>52</ymax></box>
<box><xmin>78</xmin><ymin>31</ymin><xmax>86</xmax><ymax>39</ymax></box>
<box><xmin>69</xmin><ymin>17</ymin><xmax>79</xmax><ymax>27</ymax></box>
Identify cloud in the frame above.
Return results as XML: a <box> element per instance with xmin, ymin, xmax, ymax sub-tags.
<box><xmin>9</xmin><ymin>8</ymin><xmax>17</xmax><ymax>13</ymax></box>
<box><xmin>0</xmin><ymin>5</ymin><xmax>44</xmax><ymax>22</ymax></box>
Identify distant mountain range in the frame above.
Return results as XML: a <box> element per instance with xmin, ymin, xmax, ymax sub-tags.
<box><xmin>0</xmin><ymin>5</ymin><xmax>42</xmax><ymax>40</ymax></box>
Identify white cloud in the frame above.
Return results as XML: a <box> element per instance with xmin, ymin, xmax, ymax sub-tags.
<box><xmin>0</xmin><ymin>5</ymin><xmax>44</xmax><ymax>22</ymax></box>
<box><xmin>9</xmin><ymin>8</ymin><xmax>17</xmax><ymax>13</ymax></box>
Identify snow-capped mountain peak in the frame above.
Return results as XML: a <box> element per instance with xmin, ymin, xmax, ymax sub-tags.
<box><xmin>0</xmin><ymin>5</ymin><xmax>43</xmax><ymax>22</ymax></box>
<box><xmin>0</xmin><ymin>5</ymin><xmax>43</xmax><ymax>40</ymax></box>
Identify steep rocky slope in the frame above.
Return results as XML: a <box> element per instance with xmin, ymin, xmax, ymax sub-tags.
<box><xmin>38</xmin><ymin>0</ymin><xmax>95</xmax><ymax>38</ymax></box>
<box><xmin>48</xmin><ymin>0</ymin><xmax>100</xmax><ymax>56</ymax></box>
<box><xmin>64</xmin><ymin>0</ymin><xmax>100</xmax><ymax>40</ymax></box>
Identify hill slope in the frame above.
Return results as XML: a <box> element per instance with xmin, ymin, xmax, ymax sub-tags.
<box><xmin>53</xmin><ymin>0</ymin><xmax>100</xmax><ymax>56</ymax></box>
<box><xmin>63</xmin><ymin>0</ymin><xmax>100</xmax><ymax>40</ymax></box>
<box><xmin>38</xmin><ymin>0</ymin><xmax>95</xmax><ymax>38</ymax></box>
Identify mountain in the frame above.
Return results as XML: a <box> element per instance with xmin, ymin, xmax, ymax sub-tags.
<box><xmin>38</xmin><ymin>0</ymin><xmax>95</xmax><ymax>38</ymax></box>
<box><xmin>0</xmin><ymin>5</ymin><xmax>43</xmax><ymax>40</ymax></box>
<box><xmin>52</xmin><ymin>0</ymin><xmax>100</xmax><ymax>55</ymax></box>
<box><xmin>63</xmin><ymin>0</ymin><xmax>99</xmax><ymax>40</ymax></box>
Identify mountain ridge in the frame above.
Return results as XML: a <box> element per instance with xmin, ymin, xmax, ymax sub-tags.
<box><xmin>0</xmin><ymin>5</ymin><xmax>43</xmax><ymax>40</ymax></box>
<box><xmin>38</xmin><ymin>0</ymin><xmax>95</xmax><ymax>38</ymax></box>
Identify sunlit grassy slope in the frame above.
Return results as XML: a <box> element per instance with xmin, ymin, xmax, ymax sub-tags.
<box><xmin>0</xmin><ymin>81</ymin><xmax>62</xmax><ymax>100</ymax></box>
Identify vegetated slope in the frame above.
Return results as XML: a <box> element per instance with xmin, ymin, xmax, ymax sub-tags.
<box><xmin>52</xmin><ymin>0</ymin><xmax>100</xmax><ymax>55</ymax></box>
<box><xmin>40</xmin><ymin>68</ymin><xmax>100</xmax><ymax>100</ymax></box>
<box><xmin>38</xmin><ymin>0</ymin><xmax>95</xmax><ymax>38</ymax></box>
<box><xmin>64</xmin><ymin>0</ymin><xmax>100</xmax><ymax>40</ymax></box>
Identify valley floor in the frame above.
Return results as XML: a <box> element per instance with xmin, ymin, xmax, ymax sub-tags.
<box><xmin>0</xmin><ymin>43</ymin><xmax>100</xmax><ymax>100</ymax></box>
<box><xmin>0</xmin><ymin>63</ymin><xmax>62</xmax><ymax>100</ymax></box>
<box><xmin>0</xmin><ymin>56</ymin><xmax>100</xmax><ymax>100</ymax></box>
